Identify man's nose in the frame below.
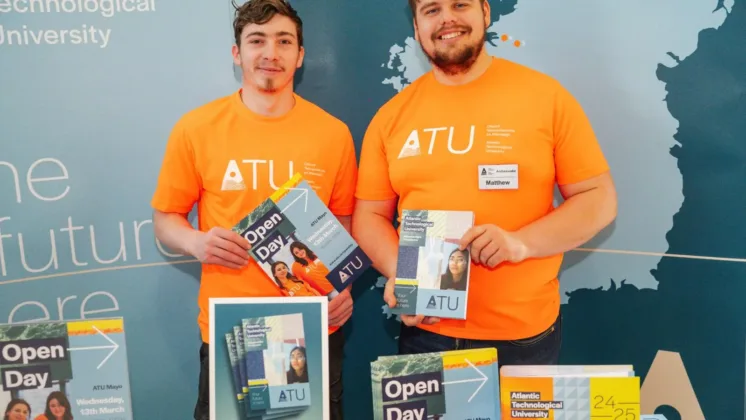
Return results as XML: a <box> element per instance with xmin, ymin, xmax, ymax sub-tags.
<box><xmin>439</xmin><ymin>5</ymin><xmax>458</xmax><ymax>24</ymax></box>
<box><xmin>263</xmin><ymin>41</ymin><xmax>279</xmax><ymax>60</ymax></box>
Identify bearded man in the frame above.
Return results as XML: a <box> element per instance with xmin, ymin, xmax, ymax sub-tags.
<box><xmin>351</xmin><ymin>0</ymin><xmax>617</xmax><ymax>364</ymax></box>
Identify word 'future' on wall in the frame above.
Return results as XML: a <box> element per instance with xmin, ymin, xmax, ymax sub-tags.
<box><xmin>0</xmin><ymin>158</ymin><xmax>190</xmax><ymax>281</ymax></box>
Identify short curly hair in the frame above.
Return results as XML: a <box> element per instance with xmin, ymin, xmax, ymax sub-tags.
<box><xmin>231</xmin><ymin>0</ymin><xmax>303</xmax><ymax>48</ymax></box>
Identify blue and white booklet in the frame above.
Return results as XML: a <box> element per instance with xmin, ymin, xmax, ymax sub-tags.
<box><xmin>391</xmin><ymin>209</ymin><xmax>474</xmax><ymax>320</ymax></box>
<box><xmin>210</xmin><ymin>296</ymin><xmax>329</xmax><ymax>420</ymax></box>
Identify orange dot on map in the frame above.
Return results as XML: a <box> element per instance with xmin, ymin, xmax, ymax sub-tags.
<box><xmin>230</xmin><ymin>172</ymin><xmax>236</xmax><ymax>177</ymax></box>
<box><xmin>513</xmin><ymin>40</ymin><xmax>522</xmax><ymax>47</ymax></box>
<box><xmin>501</xmin><ymin>34</ymin><xmax>509</xmax><ymax>41</ymax></box>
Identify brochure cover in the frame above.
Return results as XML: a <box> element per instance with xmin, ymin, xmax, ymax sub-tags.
<box><xmin>391</xmin><ymin>209</ymin><xmax>474</xmax><ymax>319</ymax></box>
<box><xmin>0</xmin><ymin>317</ymin><xmax>133</xmax><ymax>420</ymax></box>
<box><xmin>499</xmin><ymin>365</ymin><xmax>640</xmax><ymax>419</ymax></box>
<box><xmin>371</xmin><ymin>348</ymin><xmax>499</xmax><ymax>420</ymax></box>
<box><xmin>242</xmin><ymin>313</ymin><xmax>311</xmax><ymax>418</ymax></box>
<box><xmin>231</xmin><ymin>173</ymin><xmax>372</xmax><ymax>300</ymax></box>
<box><xmin>210</xmin><ymin>297</ymin><xmax>329</xmax><ymax>420</ymax></box>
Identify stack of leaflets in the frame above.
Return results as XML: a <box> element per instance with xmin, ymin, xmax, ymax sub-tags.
<box><xmin>232</xmin><ymin>173</ymin><xmax>372</xmax><ymax>300</ymax></box>
<box><xmin>391</xmin><ymin>209</ymin><xmax>474</xmax><ymax>319</ymax></box>
<box><xmin>370</xmin><ymin>347</ymin><xmax>499</xmax><ymax>420</ymax></box>
<box><xmin>225</xmin><ymin>313</ymin><xmax>312</xmax><ymax>419</ymax></box>
<box><xmin>499</xmin><ymin>364</ymin><xmax>641</xmax><ymax>419</ymax></box>
<box><xmin>0</xmin><ymin>318</ymin><xmax>133</xmax><ymax>419</ymax></box>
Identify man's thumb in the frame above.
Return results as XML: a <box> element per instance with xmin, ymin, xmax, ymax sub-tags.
<box><xmin>383</xmin><ymin>290</ymin><xmax>397</xmax><ymax>308</ymax></box>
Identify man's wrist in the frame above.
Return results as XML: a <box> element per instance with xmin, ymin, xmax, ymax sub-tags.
<box><xmin>512</xmin><ymin>228</ymin><xmax>534</xmax><ymax>262</ymax></box>
<box><xmin>184</xmin><ymin>229</ymin><xmax>202</xmax><ymax>259</ymax></box>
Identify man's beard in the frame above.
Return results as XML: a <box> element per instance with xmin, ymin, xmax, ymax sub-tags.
<box><xmin>422</xmin><ymin>26</ymin><xmax>486</xmax><ymax>76</ymax></box>
<box><xmin>259</xmin><ymin>78</ymin><xmax>276</xmax><ymax>93</ymax></box>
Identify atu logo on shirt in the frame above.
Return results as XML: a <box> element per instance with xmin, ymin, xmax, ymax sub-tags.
<box><xmin>396</xmin><ymin>124</ymin><xmax>517</xmax><ymax>159</ymax></box>
<box><xmin>397</xmin><ymin>126</ymin><xmax>476</xmax><ymax>159</ymax></box>
<box><xmin>220</xmin><ymin>159</ymin><xmax>295</xmax><ymax>191</ymax></box>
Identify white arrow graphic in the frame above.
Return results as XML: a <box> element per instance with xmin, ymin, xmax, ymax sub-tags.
<box><xmin>281</xmin><ymin>187</ymin><xmax>309</xmax><ymax>213</ymax></box>
<box><xmin>441</xmin><ymin>358</ymin><xmax>488</xmax><ymax>403</ymax></box>
<box><xmin>67</xmin><ymin>325</ymin><xmax>119</xmax><ymax>370</ymax></box>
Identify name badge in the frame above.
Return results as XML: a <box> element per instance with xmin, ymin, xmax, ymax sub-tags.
<box><xmin>478</xmin><ymin>164</ymin><xmax>518</xmax><ymax>190</ymax></box>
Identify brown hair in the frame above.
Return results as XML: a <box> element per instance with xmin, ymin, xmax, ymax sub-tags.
<box><xmin>231</xmin><ymin>0</ymin><xmax>303</xmax><ymax>48</ymax></box>
<box><xmin>408</xmin><ymin>0</ymin><xmax>485</xmax><ymax>17</ymax></box>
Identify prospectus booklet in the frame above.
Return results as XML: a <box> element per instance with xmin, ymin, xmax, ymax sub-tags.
<box><xmin>210</xmin><ymin>296</ymin><xmax>329</xmax><ymax>420</ymax></box>
<box><xmin>0</xmin><ymin>317</ymin><xmax>133</xmax><ymax>419</ymax></box>
<box><xmin>391</xmin><ymin>209</ymin><xmax>474</xmax><ymax>319</ymax></box>
<box><xmin>232</xmin><ymin>173</ymin><xmax>372</xmax><ymax>300</ymax></box>
<box><xmin>242</xmin><ymin>313</ymin><xmax>311</xmax><ymax>418</ymax></box>
<box><xmin>499</xmin><ymin>365</ymin><xmax>640</xmax><ymax>419</ymax></box>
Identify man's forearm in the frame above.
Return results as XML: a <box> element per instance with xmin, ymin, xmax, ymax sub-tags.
<box><xmin>351</xmin><ymin>213</ymin><xmax>400</xmax><ymax>279</ymax></box>
<box><xmin>515</xmin><ymin>187</ymin><xmax>617</xmax><ymax>260</ymax></box>
<box><xmin>337</xmin><ymin>215</ymin><xmax>351</xmax><ymax>234</ymax></box>
<box><xmin>153</xmin><ymin>210</ymin><xmax>199</xmax><ymax>257</ymax></box>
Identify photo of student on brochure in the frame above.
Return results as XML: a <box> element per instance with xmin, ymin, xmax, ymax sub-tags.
<box><xmin>231</xmin><ymin>173</ymin><xmax>372</xmax><ymax>300</ymax></box>
<box><xmin>0</xmin><ymin>318</ymin><xmax>134</xmax><ymax>420</ymax></box>
<box><xmin>392</xmin><ymin>209</ymin><xmax>474</xmax><ymax>320</ymax></box>
<box><xmin>209</xmin><ymin>297</ymin><xmax>329</xmax><ymax>420</ymax></box>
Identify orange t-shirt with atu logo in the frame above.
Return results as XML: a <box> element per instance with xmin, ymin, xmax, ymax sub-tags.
<box><xmin>355</xmin><ymin>57</ymin><xmax>610</xmax><ymax>341</ymax></box>
<box><xmin>151</xmin><ymin>90</ymin><xmax>358</xmax><ymax>343</ymax></box>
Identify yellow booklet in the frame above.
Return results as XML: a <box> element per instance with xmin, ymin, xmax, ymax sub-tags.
<box><xmin>499</xmin><ymin>365</ymin><xmax>640</xmax><ymax>419</ymax></box>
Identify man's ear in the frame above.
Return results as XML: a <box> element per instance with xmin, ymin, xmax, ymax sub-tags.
<box><xmin>296</xmin><ymin>46</ymin><xmax>305</xmax><ymax>69</ymax></box>
<box><xmin>483</xmin><ymin>0</ymin><xmax>491</xmax><ymax>28</ymax></box>
<box><xmin>232</xmin><ymin>44</ymin><xmax>240</xmax><ymax>66</ymax></box>
<box><xmin>413</xmin><ymin>18</ymin><xmax>419</xmax><ymax>42</ymax></box>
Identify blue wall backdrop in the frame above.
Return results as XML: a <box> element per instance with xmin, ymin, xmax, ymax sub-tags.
<box><xmin>1</xmin><ymin>0</ymin><xmax>743</xmax><ymax>419</ymax></box>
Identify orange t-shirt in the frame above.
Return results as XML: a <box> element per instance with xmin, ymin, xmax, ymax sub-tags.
<box><xmin>151</xmin><ymin>90</ymin><xmax>358</xmax><ymax>343</ymax></box>
<box><xmin>277</xmin><ymin>277</ymin><xmax>321</xmax><ymax>298</ymax></box>
<box><xmin>291</xmin><ymin>258</ymin><xmax>334</xmax><ymax>295</ymax></box>
<box><xmin>355</xmin><ymin>57</ymin><xmax>610</xmax><ymax>341</ymax></box>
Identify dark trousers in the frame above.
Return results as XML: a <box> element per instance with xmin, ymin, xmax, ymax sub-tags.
<box><xmin>398</xmin><ymin>314</ymin><xmax>562</xmax><ymax>365</ymax></box>
<box><xmin>194</xmin><ymin>328</ymin><xmax>345</xmax><ymax>420</ymax></box>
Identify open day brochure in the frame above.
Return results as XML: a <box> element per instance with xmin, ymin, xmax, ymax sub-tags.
<box><xmin>0</xmin><ymin>317</ymin><xmax>133</xmax><ymax>419</ymax></box>
<box><xmin>371</xmin><ymin>347</ymin><xmax>500</xmax><ymax>420</ymax></box>
<box><xmin>232</xmin><ymin>173</ymin><xmax>372</xmax><ymax>300</ymax></box>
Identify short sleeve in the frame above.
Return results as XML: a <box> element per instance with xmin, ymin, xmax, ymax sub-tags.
<box><xmin>553</xmin><ymin>83</ymin><xmax>610</xmax><ymax>186</ymax></box>
<box><xmin>354</xmin><ymin>110</ymin><xmax>397</xmax><ymax>200</ymax></box>
<box><xmin>327</xmin><ymin>127</ymin><xmax>358</xmax><ymax>217</ymax></box>
<box><xmin>150</xmin><ymin>120</ymin><xmax>202</xmax><ymax>214</ymax></box>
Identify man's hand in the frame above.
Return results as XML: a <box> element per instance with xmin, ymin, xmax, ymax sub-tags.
<box><xmin>190</xmin><ymin>227</ymin><xmax>251</xmax><ymax>269</ymax></box>
<box><xmin>329</xmin><ymin>287</ymin><xmax>353</xmax><ymax>327</ymax></box>
<box><xmin>383</xmin><ymin>277</ymin><xmax>440</xmax><ymax>327</ymax></box>
<box><xmin>459</xmin><ymin>224</ymin><xmax>530</xmax><ymax>268</ymax></box>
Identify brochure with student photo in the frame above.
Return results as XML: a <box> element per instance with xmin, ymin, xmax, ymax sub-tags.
<box><xmin>210</xmin><ymin>297</ymin><xmax>329</xmax><ymax>420</ymax></box>
<box><xmin>391</xmin><ymin>209</ymin><xmax>474</xmax><ymax>320</ymax></box>
<box><xmin>231</xmin><ymin>173</ymin><xmax>372</xmax><ymax>301</ymax></box>
<box><xmin>0</xmin><ymin>317</ymin><xmax>134</xmax><ymax>420</ymax></box>
<box><xmin>371</xmin><ymin>348</ymin><xmax>500</xmax><ymax>420</ymax></box>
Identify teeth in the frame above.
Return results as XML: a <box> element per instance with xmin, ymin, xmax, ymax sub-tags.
<box><xmin>440</xmin><ymin>32</ymin><xmax>462</xmax><ymax>40</ymax></box>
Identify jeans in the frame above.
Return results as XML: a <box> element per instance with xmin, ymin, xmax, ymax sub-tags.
<box><xmin>194</xmin><ymin>328</ymin><xmax>345</xmax><ymax>420</ymax></box>
<box><xmin>398</xmin><ymin>314</ymin><xmax>562</xmax><ymax>366</ymax></box>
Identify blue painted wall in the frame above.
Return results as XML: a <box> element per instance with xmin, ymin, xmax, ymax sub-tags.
<box><xmin>1</xmin><ymin>0</ymin><xmax>743</xmax><ymax>418</ymax></box>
